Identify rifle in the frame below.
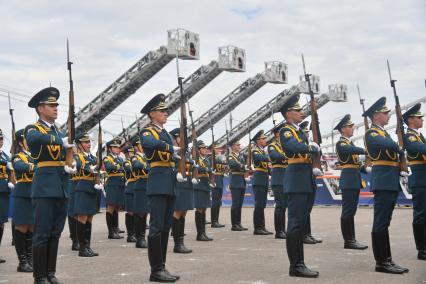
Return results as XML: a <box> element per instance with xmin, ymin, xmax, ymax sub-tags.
<box><xmin>95</xmin><ymin>120</ymin><xmax>102</xmax><ymax>185</ymax></box>
<box><xmin>357</xmin><ymin>84</ymin><xmax>372</xmax><ymax>167</ymax></box>
<box><xmin>301</xmin><ymin>54</ymin><xmax>322</xmax><ymax>169</ymax></box>
<box><xmin>188</xmin><ymin>102</ymin><xmax>199</xmax><ymax>181</ymax></box>
<box><xmin>66</xmin><ymin>39</ymin><xmax>76</xmax><ymax>167</ymax></box>
<box><xmin>209</xmin><ymin>122</ymin><xmax>216</xmax><ymax>187</ymax></box>
<box><xmin>387</xmin><ymin>60</ymin><xmax>408</xmax><ymax>172</ymax></box>
<box><xmin>244</xmin><ymin>132</ymin><xmax>252</xmax><ymax>178</ymax></box>
<box><xmin>120</xmin><ymin>117</ymin><xmax>130</xmax><ymax>146</ymax></box>
<box><xmin>7</xmin><ymin>92</ymin><xmax>17</xmax><ymax>184</ymax></box>
<box><xmin>225</xmin><ymin>121</ymin><xmax>230</xmax><ymax>165</ymax></box>
<box><xmin>177</xmin><ymin>76</ymin><xmax>188</xmax><ymax>177</ymax></box>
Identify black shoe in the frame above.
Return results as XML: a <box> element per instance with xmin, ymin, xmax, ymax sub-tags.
<box><xmin>0</xmin><ymin>226</ymin><xmax>6</xmax><ymax>263</ymax></box>
<box><xmin>0</xmin><ymin>258</ymin><xmax>5</xmax><ymax>263</ymax></box>
<box><xmin>375</xmin><ymin>260</ymin><xmax>405</xmax><ymax>274</ymax></box>
<box><xmin>164</xmin><ymin>269</ymin><xmax>180</xmax><ymax>280</ymax></box>
<box><xmin>127</xmin><ymin>235</ymin><xmax>137</xmax><ymax>243</ymax></box>
<box><xmin>418</xmin><ymin>251</ymin><xmax>426</xmax><ymax>260</ymax></box>
<box><xmin>253</xmin><ymin>229</ymin><xmax>269</xmax><ymax>235</ymax></box>
<box><xmin>114</xmin><ymin>228</ymin><xmax>124</xmax><ymax>239</ymax></box>
<box><xmin>71</xmin><ymin>239</ymin><xmax>80</xmax><ymax>251</ymax></box>
<box><xmin>78</xmin><ymin>247</ymin><xmax>94</xmax><ymax>257</ymax></box>
<box><xmin>275</xmin><ymin>231</ymin><xmax>286</xmax><ymax>239</ymax></box>
<box><xmin>231</xmin><ymin>225</ymin><xmax>244</xmax><ymax>231</ymax></box>
<box><xmin>289</xmin><ymin>264</ymin><xmax>319</xmax><ymax>278</ymax></box>
<box><xmin>77</xmin><ymin>222</ymin><xmax>93</xmax><ymax>257</ymax></box>
<box><xmin>108</xmin><ymin>231</ymin><xmax>122</xmax><ymax>239</ymax></box>
<box><xmin>388</xmin><ymin>259</ymin><xmax>409</xmax><ymax>273</ymax></box>
<box><xmin>211</xmin><ymin>221</ymin><xmax>225</xmax><ymax>228</ymax></box>
<box><xmin>238</xmin><ymin>224</ymin><xmax>248</xmax><ymax>231</ymax></box>
<box><xmin>136</xmin><ymin>238</ymin><xmax>148</xmax><ymax>248</ymax></box>
<box><xmin>262</xmin><ymin>228</ymin><xmax>273</xmax><ymax>235</ymax></box>
<box><xmin>413</xmin><ymin>223</ymin><xmax>426</xmax><ymax>261</ymax></box>
<box><xmin>196</xmin><ymin>233</ymin><xmax>210</xmax><ymax>241</ymax></box>
<box><xmin>149</xmin><ymin>269</ymin><xmax>177</xmax><ymax>282</ymax></box>
<box><xmin>344</xmin><ymin>240</ymin><xmax>368</xmax><ymax>250</ymax></box>
<box><xmin>303</xmin><ymin>235</ymin><xmax>316</xmax><ymax>244</ymax></box>
<box><xmin>14</xmin><ymin>230</ymin><xmax>33</xmax><ymax>272</ymax></box>
<box><xmin>310</xmin><ymin>235</ymin><xmax>322</xmax><ymax>243</ymax></box>
<box><xmin>125</xmin><ymin>213</ymin><xmax>136</xmax><ymax>243</ymax></box>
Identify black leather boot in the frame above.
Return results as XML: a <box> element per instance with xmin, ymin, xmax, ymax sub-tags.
<box><xmin>47</xmin><ymin>238</ymin><xmax>63</xmax><ymax>284</ymax></box>
<box><xmin>33</xmin><ymin>245</ymin><xmax>49</xmax><ymax>284</ymax></box>
<box><xmin>26</xmin><ymin>232</ymin><xmax>33</xmax><ymax>267</ymax></box>
<box><xmin>413</xmin><ymin>223</ymin><xmax>426</xmax><ymax>260</ymax></box>
<box><xmin>304</xmin><ymin>215</ymin><xmax>321</xmax><ymax>244</ymax></box>
<box><xmin>77</xmin><ymin>222</ymin><xmax>92</xmax><ymax>257</ymax></box>
<box><xmin>231</xmin><ymin>208</ymin><xmax>243</xmax><ymax>231</ymax></box>
<box><xmin>274</xmin><ymin>209</ymin><xmax>286</xmax><ymax>239</ymax></box>
<box><xmin>114</xmin><ymin>211</ymin><xmax>125</xmax><ymax>234</ymax></box>
<box><xmin>14</xmin><ymin>230</ymin><xmax>33</xmax><ymax>272</ymax></box>
<box><xmin>125</xmin><ymin>213</ymin><xmax>137</xmax><ymax>243</ymax></box>
<box><xmin>201</xmin><ymin>212</ymin><xmax>213</xmax><ymax>241</ymax></box>
<box><xmin>372</xmin><ymin>231</ymin><xmax>404</xmax><ymax>274</ymax></box>
<box><xmin>0</xmin><ymin>225</ymin><xmax>6</xmax><ymax>263</ymax></box>
<box><xmin>148</xmin><ymin>235</ymin><xmax>176</xmax><ymax>283</ymax></box>
<box><xmin>68</xmin><ymin>217</ymin><xmax>79</xmax><ymax>251</ymax></box>
<box><xmin>172</xmin><ymin>217</ymin><xmax>191</xmax><ymax>253</ymax></box>
<box><xmin>85</xmin><ymin>222</ymin><xmax>98</xmax><ymax>256</ymax></box>
<box><xmin>135</xmin><ymin>215</ymin><xmax>148</xmax><ymax>248</ymax></box>
<box><xmin>287</xmin><ymin>231</ymin><xmax>319</xmax><ymax>278</ymax></box>
<box><xmin>196</xmin><ymin>211</ymin><xmax>210</xmax><ymax>241</ymax></box>
<box><xmin>106</xmin><ymin>212</ymin><xmax>121</xmax><ymax>239</ymax></box>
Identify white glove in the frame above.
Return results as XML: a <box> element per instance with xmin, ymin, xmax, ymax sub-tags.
<box><xmin>312</xmin><ymin>167</ymin><xmax>324</xmax><ymax>176</ymax></box>
<box><xmin>245</xmin><ymin>177</ymin><xmax>251</xmax><ymax>182</ymax></box>
<box><xmin>89</xmin><ymin>165</ymin><xmax>98</xmax><ymax>173</ymax></box>
<box><xmin>191</xmin><ymin>178</ymin><xmax>199</xmax><ymax>185</ymax></box>
<box><xmin>172</xmin><ymin>153</ymin><xmax>181</xmax><ymax>160</ymax></box>
<box><xmin>244</xmin><ymin>165</ymin><xmax>251</xmax><ymax>171</ymax></box>
<box><xmin>8</xmin><ymin>182</ymin><xmax>15</xmax><ymax>190</ymax></box>
<box><xmin>365</xmin><ymin>166</ymin><xmax>372</xmax><ymax>173</ymax></box>
<box><xmin>94</xmin><ymin>183</ymin><xmax>104</xmax><ymax>191</ymax></box>
<box><xmin>310</xmin><ymin>142</ymin><xmax>320</xmax><ymax>152</ymax></box>
<box><xmin>176</xmin><ymin>172</ymin><xmax>185</xmax><ymax>182</ymax></box>
<box><xmin>64</xmin><ymin>165</ymin><xmax>77</xmax><ymax>174</ymax></box>
<box><xmin>173</xmin><ymin>146</ymin><xmax>181</xmax><ymax>152</ymax></box>
<box><xmin>400</xmin><ymin>171</ymin><xmax>411</xmax><ymax>177</ymax></box>
<box><xmin>6</xmin><ymin>162</ymin><xmax>13</xmax><ymax>170</ymax></box>
<box><xmin>224</xmin><ymin>173</ymin><xmax>229</xmax><ymax>178</ymax></box>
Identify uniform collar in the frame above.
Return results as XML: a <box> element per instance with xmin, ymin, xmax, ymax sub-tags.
<box><xmin>340</xmin><ymin>136</ymin><xmax>351</xmax><ymax>142</ymax></box>
<box><xmin>408</xmin><ymin>127</ymin><xmax>419</xmax><ymax>134</ymax></box>
<box><xmin>372</xmin><ymin>123</ymin><xmax>385</xmax><ymax>131</ymax></box>
<box><xmin>151</xmin><ymin>122</ymin><xmax>163</xmax><ymax>130</ymax></box>
<box><xmin>40</xmin><ymin>119</ymin><xmax>55</xmax><ymax>128</ymax></box>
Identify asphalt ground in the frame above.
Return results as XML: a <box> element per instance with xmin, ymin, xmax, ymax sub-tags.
<box><xmin>0</xmin><ymin>206</ymin><xmax>425</xmax><ymax>284</ymax></box>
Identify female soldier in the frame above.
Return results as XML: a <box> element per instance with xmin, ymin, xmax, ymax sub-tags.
<box><xmin>73</xmin><ymin>133</ymin><xmax>101</xmax><ymax>257</ymax></box>
<box><xmin>170</xmin><ymin>128</ymin><xmax>193</xmax><ymax>253</ymax></box>
<box><xmin>193</xmin><ymin>140</ymin><xmax>213</xmax><ymax>241</ymax></box>
<box><xmin>104</xmin><ymin>139</ymin><xmax>125</xmax><ymax>239</ymax></box>
<box><xmin>132</xmin><ymin>137</ymin><xmax>150</xmax><ymax>249</ymax></box>
<box><xmin>12</xmin><ymin>129</ymin><xmax>35</xmax><ymax>272</ymax></box>
<box><xmin>123</xmin><ymin>145</ymin><xmax>137</xmax><ymax>243</ymax></box>
<box><xmin>0</xmin><ymin>129</ymin><xmax>14</xmax><ymax>264</ymax></box>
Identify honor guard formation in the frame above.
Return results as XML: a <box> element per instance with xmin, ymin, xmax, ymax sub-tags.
<box><xmin>0</xmin><ymin>30</ymin><xmax>424</xmax><ymax>284</ymax></box>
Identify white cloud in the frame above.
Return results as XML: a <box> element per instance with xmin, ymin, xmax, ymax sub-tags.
<box><xmin>0</xmin><ymin>0</ymin><xmax>424</xmax><ymax>149</ymax></box>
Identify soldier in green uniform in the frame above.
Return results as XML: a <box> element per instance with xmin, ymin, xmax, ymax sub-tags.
<box><xmin>364</xmin><ymin>97</ymin><xmax>409</xmax><ymax>274</ymax></box>
<box><xmin>193</xmin><ymin>140</ymin><xmax>213</xmax><ymax>241</ymax></box>
<box><xmin>0</xmin><ymin>128</ymin><xmax>14</xmax><ymax>264</ymax></box>
<box><xmin>268</xmin><ymin>123</ymin><xmax>288</xmax><ymax>239</ymax></box>
<box><xmin>228</xmin><ymin>141</ymin><xmax>249</xmax><ymax>231</ymax></box>
<box><xmin>123</xmin><ymin>145</ymin><xmax>137</xmax><ymax>243</ymax></box>
<box><xmin>279</xmin><ymin>94</ymin><xmax>320</xmax><ymax>278</ymax></box>
<box><xmin>299</xmin><ymin>121</ymin><xmax>322</xmax><ymax>245</ymax></box>
<box><xmin>103</xmin><ymin>138</ymin><xmax>125</xmax><ymax>240</ymax></box>
<box><xmin>25</xmin><ymin>87</ymin><xmax>76</xmax><ymax>284</ymax></box>
<box><xmin>73</xmin><ymin>133</ymin><xmax>101</xmax><ymax>257</ymax></box>
<box><xmin>402</xmin><ymin>104</ymin><xmax>426</xmax><ymax>260</ymax></box>
<box><xmin>170</xmin><ymin>128</ymin><xmax>193</xmax><ymax>253</ymax></box>
<box><xmin>11</xmin><ymin>129</ymin><xmax>35</xmax><ymax>272</ymax></box>
<box><xmin>334</xmin><ymin>115</ymin><xmax>368</xmax><ymax>250</ymax></box>
<box><xmin>131</xmin><ymin>137</ymin><xmax>150</xmax><ymax>249</ymax></box>
<box><xmin>210</xmin><ymin>144</ymin><xmax>226</xmax><ymax>228</ymax></box>
<box><xmin>140</xmin><ymin>94</ymin><xmax>180</xmax><ymax>282</ymax></box>
<box><xmin>251</xmin><ymin>130</ymin><xmax>273</xmax><ymax>235</ymax></box>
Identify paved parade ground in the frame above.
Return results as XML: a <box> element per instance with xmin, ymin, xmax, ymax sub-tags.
<box><xmin>0</xmin><ymin>206</ymin><xmax>424</xmax><ymax>284</ymax></box>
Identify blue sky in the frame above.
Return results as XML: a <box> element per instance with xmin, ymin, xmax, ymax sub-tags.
<box><xmin>0</xmin><ymin>0</ymin><xmax>424</xmax><ymax>149</ymax></box>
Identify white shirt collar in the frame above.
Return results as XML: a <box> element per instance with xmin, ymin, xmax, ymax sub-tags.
<box><xmin>152</xmin><ymin>122</ymin><xmax>163</xmax><ymax>130</ymax></box>
<box><xmin>41</xmin><ymin>120</ymin><xmax>54</xmax><ymax>128</ymax></box>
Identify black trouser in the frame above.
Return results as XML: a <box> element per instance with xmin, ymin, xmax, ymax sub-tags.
<box><xmin>341</xmin><ymin>189</ymin><xmax>360</xmax><ymax>219</ymax></box>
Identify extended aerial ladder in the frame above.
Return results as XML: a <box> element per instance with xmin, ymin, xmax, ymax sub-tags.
<box><xmin>190</xmin><ymin>61</ymin><xmax>288</xmax><ymax>137</ymax></box>
<box><xmin>118</xmin><ymin>46</ymin><xmax>246</xmax><ymax>140</ymax></box>
<box><xmin>60</xmin><ymin>29</ymin><xmax>200</xmax><ymax>133</ymax></box>
<box><xmin>263</xmin><ymin>83</ymin><xmax>348</xmax><ymax>143</ymax></box>
<box><xmin>214</xmin><ymin>84</ymin><xmax>301</xmax><ymax>148</ymax></box>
